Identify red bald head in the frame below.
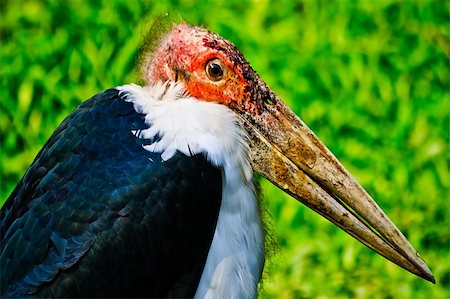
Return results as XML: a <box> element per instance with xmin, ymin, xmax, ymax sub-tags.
<box><xmin>141</xmin><ymin>23</ymin><xmax>276</xmax><ymax>115</ymax></box>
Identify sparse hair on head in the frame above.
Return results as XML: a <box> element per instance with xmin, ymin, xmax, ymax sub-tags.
<box><xmin>135</xmin><ymin>13</ymin><xmax>181</xmax><ymax>85</ymax></box>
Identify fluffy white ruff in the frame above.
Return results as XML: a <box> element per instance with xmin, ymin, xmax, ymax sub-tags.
<box><xmin>117</xmin><ymin>82</ymin><xmax>265</xmax><ymax>299</ymax></box>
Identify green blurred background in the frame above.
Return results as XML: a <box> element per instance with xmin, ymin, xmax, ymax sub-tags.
<box><xmin>1</xmin><ymin>0</ymin><xmax>448</xmax><ymax>298</ymax></box>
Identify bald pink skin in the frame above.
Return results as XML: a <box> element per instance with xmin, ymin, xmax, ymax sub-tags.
<box><xmin>143</xmin><ymin>23</ymin><xmax>276</xmax><ymax>115</ymax></box>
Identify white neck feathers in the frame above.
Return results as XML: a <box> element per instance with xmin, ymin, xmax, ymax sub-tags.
<box><xmin>118</xmin><ymin>82</ymin><xmax>265</xmax><ymax>299</ymax></box>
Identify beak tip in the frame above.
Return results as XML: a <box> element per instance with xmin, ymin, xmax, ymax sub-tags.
<box><xmin>415</xmin><ymin>260</ymin><xmax>435</xmax><ymax>284</ymax></box>
<box><xmin>422</xmin><ymin>270</ymin><xmax>436</xmax><ymax>284</ymax></box>
<box><xmin>416</xmin><ymin>255</ymin><xmax>435</xmax><ymax>284</ymax></box>
<box><xmin>430</xmin><ymin>276</ymin><xmax>436</xmax><ymax>285</ymax></box>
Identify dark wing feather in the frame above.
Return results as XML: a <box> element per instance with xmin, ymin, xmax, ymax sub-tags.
<box><xmin>1</xmin><ymin>89</ymin><xmax>222</xmax><ymax>298</ymax></box>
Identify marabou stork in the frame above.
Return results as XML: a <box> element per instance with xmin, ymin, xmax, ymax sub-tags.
<box><xmin>1</xmin><ymin>23</ymin><xmax>434</xmax><ymax>298</ymax></box>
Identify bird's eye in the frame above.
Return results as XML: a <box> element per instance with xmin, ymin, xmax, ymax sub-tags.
<box><xmin>206</xmin><ymin>59</ymin><xmax>225</xmax><ymax>81</ymax></box>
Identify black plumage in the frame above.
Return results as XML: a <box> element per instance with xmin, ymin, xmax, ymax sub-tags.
<box><xmin>1</xmin><ymin>89</ymin><xmax>222</xmax><ymax>298</ymax></box>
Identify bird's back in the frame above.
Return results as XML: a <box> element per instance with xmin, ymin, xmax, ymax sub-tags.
<box><xmin>1</xmin><ymin>88</ymin><xmax>223</xmax><ymax>298</ymax></box>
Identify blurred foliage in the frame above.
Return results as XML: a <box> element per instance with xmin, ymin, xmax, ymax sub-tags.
<box><xmin>1</xmin><ymin>0</ymin><xmax>449</xmax><ymax>298</ymax></box>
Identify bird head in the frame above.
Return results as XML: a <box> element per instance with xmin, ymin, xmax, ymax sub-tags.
<box><xmin>143</xmin><ymin>23</ymin><xmax>273</xmax><ymax>116</ymax></box>
<box><xmin>140</xmin><ymin>23</ymin><xmax>434</xmax><ymax>283</ymax></box>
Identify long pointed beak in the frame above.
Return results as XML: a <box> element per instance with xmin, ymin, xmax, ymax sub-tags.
<box><xmin>237</xmin><ymin>88</ymin><xmax>435</xmax><ymax>283</ymax></box>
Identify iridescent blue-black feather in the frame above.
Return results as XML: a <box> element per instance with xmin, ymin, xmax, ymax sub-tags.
<box><xmin>1</xmin><ymin>89</ymin><xmax>222</xmax><ymax>298</ymax></box>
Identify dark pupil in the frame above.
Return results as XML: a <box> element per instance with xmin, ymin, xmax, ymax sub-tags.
<box><xmin>209</xmin><ymin>63</ymin><xmax>223</xmax><ymax>77</ymax></box>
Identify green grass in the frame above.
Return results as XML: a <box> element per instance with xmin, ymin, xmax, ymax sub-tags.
<box><xmin>1</xmin><ymin>0</ymin><xmax>448</xmax><ymax>298</ymax></box>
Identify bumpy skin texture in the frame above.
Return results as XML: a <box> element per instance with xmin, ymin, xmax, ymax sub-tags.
<box><xmin>0</xmin><ymin>89</ymin><xmax>222</xmax><ymax>298</ymax></box>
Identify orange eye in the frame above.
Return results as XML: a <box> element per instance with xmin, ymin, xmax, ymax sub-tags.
<box><xmin>205</xmin><ymin>59</ymin><xmax>225</xmax><ymax>81</ymax></box>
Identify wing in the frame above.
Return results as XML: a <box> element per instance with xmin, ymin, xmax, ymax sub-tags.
<box><xmin>0</xmin><ymin>88</ymin><xmax>222</xmax><ymax>298</ymax></box>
